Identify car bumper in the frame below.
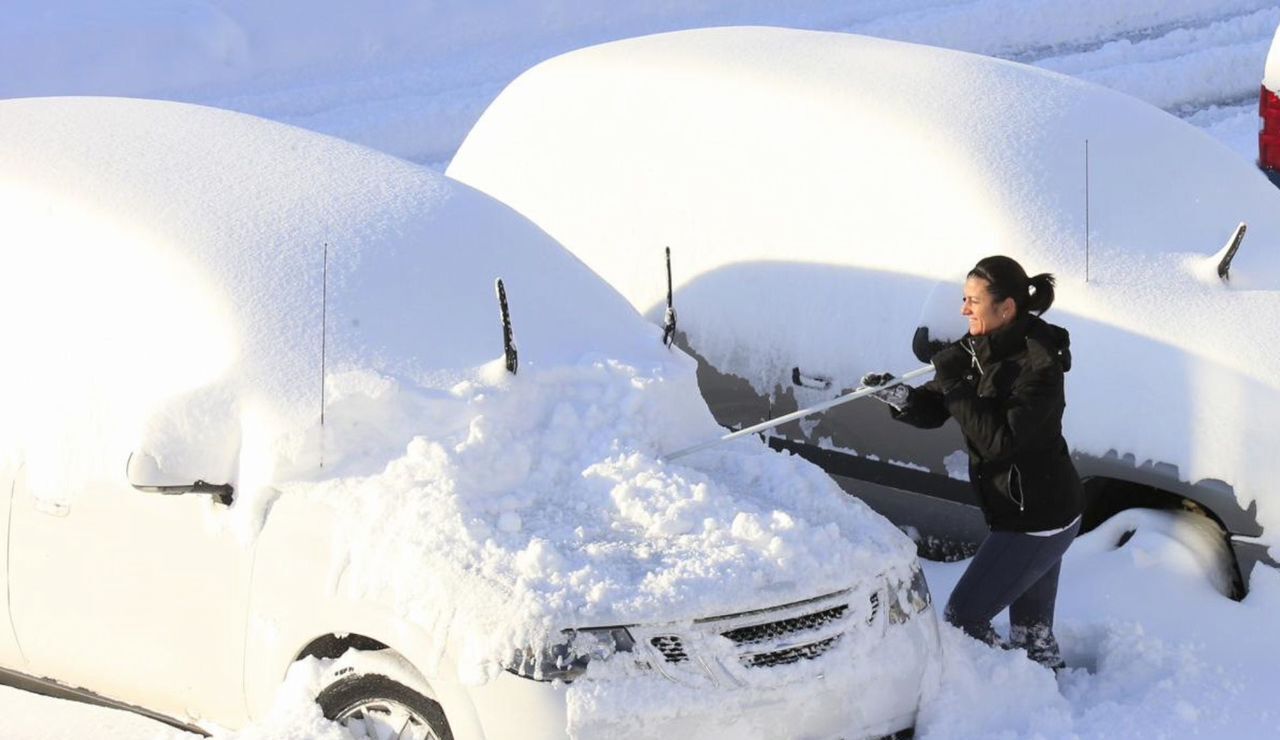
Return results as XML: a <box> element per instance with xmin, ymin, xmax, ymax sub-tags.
<box><xmin>461</xmin><ymin>606</ymin><xmax>940</xmax><ymax>740</ymax></box>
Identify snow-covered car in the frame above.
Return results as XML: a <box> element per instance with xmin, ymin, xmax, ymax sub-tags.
<box><xmin>1262</xmin><ymin>20</ymin><xmax>1280</xmax><ymax>186</ymax></box>
<box><xmin>449</xmin><ymin>27</ymin><xmax>1280</xmax><ymax>597</ymax></box>
<box><xmin>0</xmin><ymin>96</ymin><xmax>938</xmax><ymax>740</ymax></box>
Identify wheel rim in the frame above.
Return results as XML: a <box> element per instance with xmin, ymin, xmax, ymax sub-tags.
<box><xmin>336</xmin><ymin>698</ymin><xmax>441</xmax><ymax>740</ymax></box>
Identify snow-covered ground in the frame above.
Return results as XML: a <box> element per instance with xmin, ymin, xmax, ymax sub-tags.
<box><xmin>4</xmin><ymin>1</ymin><xmax>1275</xmax><ymax>167</ymax></box>
<box><xmin>4</xmin><ymin>1</ymin><xmax>1280</xmax><ymax>739</ymax></box>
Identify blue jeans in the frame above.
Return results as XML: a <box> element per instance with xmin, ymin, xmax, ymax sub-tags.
<box><xmin>943</xmin><ymin>519</ymin><xmax>1080</xmax><ymax>668</ymax></box>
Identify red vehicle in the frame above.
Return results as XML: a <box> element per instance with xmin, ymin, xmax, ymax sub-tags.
<box><xmin>1261</xmin><ymin>23</ymin><xmax>1280</xmax><ymax>185</ymax></box>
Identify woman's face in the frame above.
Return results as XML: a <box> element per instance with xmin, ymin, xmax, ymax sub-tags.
<box><xmin>962</xmin><ymin>277</ymin><xmax>1017</xmax><ymax>336</ymax></box>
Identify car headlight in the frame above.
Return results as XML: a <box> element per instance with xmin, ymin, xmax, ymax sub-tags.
<box><xmin>508</xmin><ymin>627</ymin><xmax>636</xmax><ymax>682</ymax></box>
<box><xmin>887</xmin><ymin>565</ymin><xmax>932</xmax><ymax>625</ymax></box>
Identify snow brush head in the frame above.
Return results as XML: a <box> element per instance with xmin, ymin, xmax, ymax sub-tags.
<box><xmin>912</xmin><ymin>280</ymin><xmax>966</xmax><ymax>363</ymax></box>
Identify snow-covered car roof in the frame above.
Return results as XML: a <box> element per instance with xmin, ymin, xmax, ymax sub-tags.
<box><xmin>449</xmin><ymin>27</ymin><xmax>1280</xmax><ymax>542</ymax></box>
<box><xmin>1</xmin><ymin>96</ymin><xmax>665</xmax><ymax>399</ymax></box>
<box><xmin>0</xmin><ymin>96</ymin><xmax>672</xmax><ymax>480</ymax></box>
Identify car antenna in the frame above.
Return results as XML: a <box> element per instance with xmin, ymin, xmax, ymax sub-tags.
<box><xmin>320</xmin><ymin>241</ymin><xmax>328</xmax><ymax>468</ymax></box>
<box><xmin>1216</xmin><ymin>222</ymin><xmax>1247</xmax><ymax>281</ymax></box>
<box><xmin>496</xmin><ymin>278</ymin><xmax>518</xmax><ymax>374</ymax></box>
<box><xmin>662</xmin><ymin>246</ymin><xmax>677</xmax><ymax>347</ymax></box>
<box><xmin>1084</xmin><ymin>139</ymin><xmax>1090</xmax><ymax>284</ymax></box>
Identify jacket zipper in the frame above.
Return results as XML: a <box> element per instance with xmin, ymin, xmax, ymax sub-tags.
<box><xmin>963</xmin><ymin>338</ymin><xmax>985</xmax><ymax>376</ymax></box>
<box><xmin>1010</xmin><ymin>464</ymin><xmax>1025</xmax><ymax>512</ymax></box>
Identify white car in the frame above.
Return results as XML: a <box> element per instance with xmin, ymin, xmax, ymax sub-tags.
<box><xmin>0</xmin><ymin>96</ymin><xmax>937</xmax><ymax>739</ymax></box>
<box><xmin>449</xmin><ymin>27</ymin><xmax>1280</xmax><ymax>596</ymax></box>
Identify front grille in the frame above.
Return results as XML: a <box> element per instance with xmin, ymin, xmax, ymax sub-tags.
<box><xmin>640</xmin><ymin>589</ymin><xmax>880</xmax><ymax>682</ymax></box>
<box><xmin>650</xmin><ymin>635</ymin><xmax>689</xmax><ymax>663</ymax></box>
<box><xmin>721</xmin><ymin>605</ymin><xmax>848</xmax><ymax>646</ymax></box>
<box><xmin>741</xmin><ymin>636</ymin><xmax>842</xmax><ymax>668</ymax></box>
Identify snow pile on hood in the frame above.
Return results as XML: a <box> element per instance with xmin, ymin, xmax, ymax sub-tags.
<box><xmin>295</xmin><ymin>358</ymin><xmax>914</xmax><ymax>678</ymax></box>
<box><xmin>448</xmin><ymin>26</ymin><xmax>1280</xmax><ymax>543</ymax></box>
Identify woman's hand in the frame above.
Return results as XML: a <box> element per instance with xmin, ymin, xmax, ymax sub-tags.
<box><xmin>861</xmin><ymin>372</ymin><xmax>910</xmax><ymax>411</ymax></box>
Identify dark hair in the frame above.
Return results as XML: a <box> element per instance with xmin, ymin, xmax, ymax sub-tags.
<box><xmin>967</xmin><ymin>255</ymin><xmax>1055</xmax><ymax>316</ymax></box>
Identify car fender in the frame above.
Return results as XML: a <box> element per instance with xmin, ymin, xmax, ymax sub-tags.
<box><xmin>241</xmin><ymin>491</ymin><xmax>485</xmax><ymax>738</ymax></box>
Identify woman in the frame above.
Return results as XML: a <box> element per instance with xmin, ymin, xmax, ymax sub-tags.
<box><xmin>865</xmin><ymin>255</ymin><xmax>1083</xmax><ymax>671</ymax></box>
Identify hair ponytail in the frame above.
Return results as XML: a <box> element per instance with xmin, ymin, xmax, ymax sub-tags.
<box><xmin>1025</xmin><ymin>273</ymin><xmax>1056</xmax><ymax>315</ymax></box>
<box><xmin>967</xmin><ymin>255</ymin><xmax>1056</xmax><ymax>317</ymax></box>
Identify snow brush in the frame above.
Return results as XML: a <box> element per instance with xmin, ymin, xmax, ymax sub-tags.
<box><xmin>662</xmin><ymin>364</ymin><xmax>935</xmax><ymax>461</ymax></box>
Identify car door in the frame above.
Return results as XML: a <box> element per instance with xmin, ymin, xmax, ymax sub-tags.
<box><xmin>8</xmin><ymin>460</ymin><xmax>254</xmax><ymax>727</ymax></box>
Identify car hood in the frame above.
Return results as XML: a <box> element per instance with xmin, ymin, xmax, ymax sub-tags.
<box><xmin>288</xmin><ymin>359</ymin><xmax>918</xmax><ymax>678</ymax></box>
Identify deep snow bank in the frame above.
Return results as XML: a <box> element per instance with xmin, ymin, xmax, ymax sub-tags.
<box><xmin>449</xmin><ymin>26</ymin><xmax>1280</xmax><ymax>542</ymax></box>
<box><xmin>915</xmin><ymin>510</ymin><xmax>1280</xmax><ymax>739</ymax></box>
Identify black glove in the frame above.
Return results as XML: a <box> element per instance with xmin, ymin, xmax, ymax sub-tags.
<box><xmin>861</xmin><ymin>372</ymin><xmax>910</xmax><ymax>411</ymax></box>
<box><xmin>930</xmin><ymin>342</ymin><xmax>976</xmax><ymax>387</ymax></box>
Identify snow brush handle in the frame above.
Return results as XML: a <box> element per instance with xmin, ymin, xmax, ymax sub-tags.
<box><xmin>661</xmin><ymin>364</ymin><xmax>936</xmax><ymax>461</ymax></box>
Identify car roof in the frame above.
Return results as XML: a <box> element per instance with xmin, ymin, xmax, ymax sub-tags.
<box><xmin>450</xmin><ymin>26</ymin><xmax>1280</xmax><ymax>382</ymax></box>
<box><xmin>453</xmin><ymin>27</ymin><xmax>1280</xmax><ymax>291</ymax></box>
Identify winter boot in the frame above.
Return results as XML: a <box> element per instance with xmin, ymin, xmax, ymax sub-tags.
<box><xmin>1010</xmin><ymin>623</ymin><xmax>1066</xmax><ymax>672</ymax></box>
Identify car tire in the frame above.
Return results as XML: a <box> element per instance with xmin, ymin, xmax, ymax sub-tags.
<box><xmin>318</xmin><ymin>670</ymin><xmax>454</xmax><ymax>740</ymax></box>
<box><xmin>1103</xmin><ymin>507</ymin><xmax>1241</xmax><ymax>598</ymax></box>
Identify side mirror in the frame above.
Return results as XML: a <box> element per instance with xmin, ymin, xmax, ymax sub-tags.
<box><xmin>126</xmin><ymin>452</ymin><xmax>234</xmax><ymax>506</ymax></box>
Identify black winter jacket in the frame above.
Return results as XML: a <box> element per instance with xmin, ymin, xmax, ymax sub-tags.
<box><xmin>891</xmin><ymin>314</ymin><xmax>1084</xmax><ymax>532</ymax></box>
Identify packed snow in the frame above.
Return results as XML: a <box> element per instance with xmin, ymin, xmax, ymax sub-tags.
<box><xmin>3</xmin><ymin>2</ymin><xmax>1280</xmax><ymax>740</ymax></box>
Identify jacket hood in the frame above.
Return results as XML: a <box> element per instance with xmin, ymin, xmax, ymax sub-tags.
<box><xmin>1025</xmin><ymin>315</ymin><xmax>1072</xmax><ymax>372</ymax></box>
